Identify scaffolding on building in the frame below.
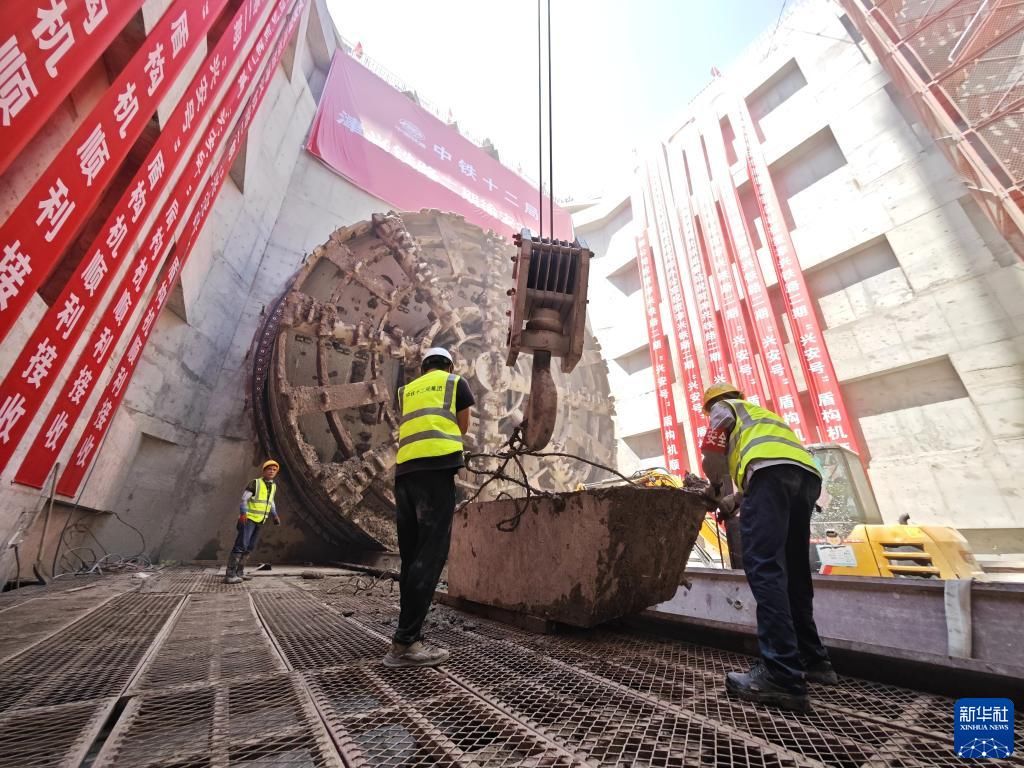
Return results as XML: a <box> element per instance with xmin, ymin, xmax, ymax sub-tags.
<box><xmin>842</xmin><ymin>0</ymin><xmax>1024</xmax><ymax>258</ymax></box>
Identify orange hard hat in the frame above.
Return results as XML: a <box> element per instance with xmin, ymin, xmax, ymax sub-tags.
<box><xmin>262</xmin><ymin>459</ymin><xmax>280</xmax><ymax>471</ymax></box>
<box><xmin>702</xmin><ymin>382</ymin><xmax>742</xmax><ymax>412</ymax></box>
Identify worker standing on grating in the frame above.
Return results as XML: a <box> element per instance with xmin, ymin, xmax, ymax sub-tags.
<box><xmin>700</xmin><ymin>383</ymin><xmax>838</xmax><ymax>712</ymax></box>
<box><xmin>224</xmin><ymin>460</ymin><xmax>282</xmax><ymax>584</ymax></box>
<box><xmin>383</xmin><ymin>347</ymin><xmax>475</xmax><ymax>668</ymax></box>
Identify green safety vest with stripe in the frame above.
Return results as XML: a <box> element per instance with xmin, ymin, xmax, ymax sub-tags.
<box><xmin>396</xmin><ymin>369</ymin><xmax>463</xmax><ymax>464</ymax></box>
<box><xmin>723</xmin><ymin>399</ymin><xmax>820</xmax><ymax>490</ymax></box>
<box><xmin>245</xmin><ymin>478</ymin><xmax>276</xmax><ymax>523</ymax></box>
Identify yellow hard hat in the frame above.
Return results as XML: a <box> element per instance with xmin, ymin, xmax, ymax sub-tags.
<box><xmin>702</xmin><ymin>382</ymin><xmax>742</xmax><ymax>412</ymax></box>
<box><xmin>262</xmin><ymin>459</ymin><xmax>280</xmax><ymax>471</ymax></box>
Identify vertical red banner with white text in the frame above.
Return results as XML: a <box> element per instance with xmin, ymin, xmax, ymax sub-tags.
<box><xmin>702</xmin><ymin>107</ymin><xmax>810</xmax><ymax>439</ymax></box>
<box><xmin>666</xmin><ymin>144</ymin><xmax>730</xmax><ymax>391</ymax></box>
<box><xmin>640</xmin><ymin>153</ymin><xmax>706</xmax><ymax>468</ymax></box>
<box><xmin>730</xmin><ymin>100</ymin><xmax>861</xmax><ymax>452</ymax></box>
<box><xmin>634</xmin><ymin>231</ymin><xmax>686</xmax><ymax>474</ymax></box>
<box><xmin>0</xmin><ymin>0</ymin><xmax>230</xmax><ymax>346</ymax></box>
<box><xmin>15</xmin><ymin>0</ymin><xmax>299</xmax><ymax>487</ymax></box>
<box><xmin>0</xmin><ymin>0</ymin><xmax>146</xmax><ymax>175</ymax></box>
<box><xmin>683</xmin><ymin>129</ymin><xmax>765</xmax><ymax>405</ymax></box>
<box><xmin>57</xmin><ymin>0</ymin><xmax>306</xmax><ymax>496</ymax></box>
<box><xmin>1</xmin><ymin>0</ymin><xmax>274</xmax><ymax>481</ymax></box>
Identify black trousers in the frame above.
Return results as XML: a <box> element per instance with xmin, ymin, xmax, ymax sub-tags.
<box><xmin>739</xmin><ymin>464</ymin><xmax>829</xmax><ymax>689</ymax></box>
<box><xmin>393</xmin><ymin>469</ymin><xmax>456</xmax><ymax>645</ymax></box>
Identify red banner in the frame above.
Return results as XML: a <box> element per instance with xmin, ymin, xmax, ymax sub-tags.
<box><xmin>668</xmin><ymin>147</ymin><xmax>729</xmax><ymax>391</ymax></box>
<box><xmin>0</xmin><ymin>0</ymin><xmax>230</xmax><ymax>346</ymax></box>
<box><xmin>730</xmin><ymin>101</ymin><xmax>861</xmax><ymax>452</ymax></box>
<box><xmin>683</xmin><ymin>131</ymin><xmax>766</xmax><ymax>406</ymax></box>
<box><xmin>0</xmin><ymin>0</ymin><xmax>145</xmax><ymax>175</ymax></box>
<box><xmin>703</xmin><ymin>111</ymin><xmax>810</xmax><ymax>440</ymax></box>
<box><xmin>14</xmin><ymin>0</ymin><xmax>298</xmax><ymax>488</ymax></box>
<box><xmin>632</xmin><ymin>201</ymin><xmax>685</xmax><ymax>476</ymax></box>
<box><xmin>57</xmin><ymin>0</ymin><xmax>306</xmax><ymax>496</ymax></box>
<box><xmin>3</xmin><ymin>0</ymin><xmax>274</xmax><ymax>482</ymax></box>
<box><xmin>307</xmin><ymin>52</ymin><xmax>572</xmax><ymax>241</ymax></box>
<box><xmin>641</xmin><ymin>153</ymin><xmax>706</xmax><ymax>469</ymax></box>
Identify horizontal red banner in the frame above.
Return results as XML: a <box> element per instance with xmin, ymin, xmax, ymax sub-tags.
<box><xmin>307</xmin><ymin>51</ymin><xmax>572</xmax><ymax>241</ymax></box>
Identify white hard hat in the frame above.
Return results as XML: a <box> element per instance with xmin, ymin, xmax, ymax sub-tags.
<box><xmin>422</xmin><ymin>347</ymin><xmax>453</xmax><ymax>363</ymax></box>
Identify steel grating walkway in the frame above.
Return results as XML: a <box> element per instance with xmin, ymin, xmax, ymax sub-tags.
<box><xmin>0</xmin><ymin>567</ymin><xmax>1020</xmax><ymax>767</ymax></box>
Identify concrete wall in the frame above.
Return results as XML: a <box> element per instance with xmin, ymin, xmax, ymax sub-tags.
<box><xmin>576</xmin><ymin>199</ymin><xmax>661</xmax><ymax>474</ymax></box>
<box><xmin>0</xmin><ymin>0</ymin><xmax>399</xmax><ymax>582</ymax></box>
<box><xmin>576</xmin><ymin>0</ymin><xmax>1024</xmax><ymax>546</ymax></box>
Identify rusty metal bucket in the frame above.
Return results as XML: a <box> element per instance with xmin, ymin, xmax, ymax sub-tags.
<box><xmin>447</xmin><ymin>487</ymin><xmax>712</xmax><ymax>627</ymax></box>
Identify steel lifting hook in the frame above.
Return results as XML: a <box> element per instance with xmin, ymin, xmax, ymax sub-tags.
<box><xmin>506</xmin><ymin>229</ymin><xmax>593</xmax><ymax>450</ymax></box>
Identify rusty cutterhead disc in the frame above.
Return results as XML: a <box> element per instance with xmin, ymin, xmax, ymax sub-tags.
<box><xmin>253</xmin><ymin>210</ymin><xmax>616</xmax><ymax>550</ymax></box>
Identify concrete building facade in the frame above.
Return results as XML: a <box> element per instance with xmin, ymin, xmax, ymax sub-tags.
<box><xmin>577</xmin><ymin>0</ymin><xmax>1023</xmax><ymax>551</ymax></box>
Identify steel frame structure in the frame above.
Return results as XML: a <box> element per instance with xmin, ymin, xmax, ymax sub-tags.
<box><xmin>842</xmin><ymin>0</ymin><xmax>1024</xmax><ymax>257</ymax></box>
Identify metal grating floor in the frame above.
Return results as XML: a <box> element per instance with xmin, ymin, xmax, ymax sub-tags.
<box><xmin>0</xmin><ymin>567</ymin><xmax>1019</xmax><ymax>767</ymax></box>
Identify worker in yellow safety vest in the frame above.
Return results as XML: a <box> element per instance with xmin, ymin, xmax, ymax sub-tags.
<box><xmin>383</xmin><ymin>347</ymin><xmax>475</xmax><ymax>668</ymax></box>
<box><xmin>224</xmin><ymin>459</ymin><xmax>282</xmax><ymax>584</ymax></box>
<box><xmin>699</xmin><ymin>383</ymin><xmax>837</xmax><ymax>712</ymax></box>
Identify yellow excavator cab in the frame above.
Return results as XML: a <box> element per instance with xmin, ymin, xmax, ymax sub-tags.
<box><xmin>808</xmin><ymin>444</ymin><xmax>982</xmax><ymax>579</ymax></box>
<box><xmin>819</xmin><ymin>523</ymin><xmax>983</xmax><ymax>579</ymax></box>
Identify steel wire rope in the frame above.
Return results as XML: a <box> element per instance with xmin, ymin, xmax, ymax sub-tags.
<box><xmin>470</xmin><ymin>4</ymin><xmax>716</xmax><ymax>533</ymax></box>
<box><xmin>538</xmin><ymin>0</ymin><xmax>544</xmax><ymax>239</ymax></box>
<box><xmin>462</xmin><ymin>427</ymin><xmax>641</xmax><ymax>531</ymax></box>
<box><xmin>547</xmin><ymin>0</ymin><xmax>554</xmax><ymax>235</ymax></box>
<box><xmin>463</xmin><ymin>426</ymin><xmax>720</xmax><ymax>533</ymax></box>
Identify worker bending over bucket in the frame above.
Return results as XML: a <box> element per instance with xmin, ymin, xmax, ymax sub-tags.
<box><xmin>700</xmin><ymin>382</ymin><xmax>838</xmax><ymax>712</ymax></box>
<box><xmin>224</xmin><ymin>459</ymin><xmax>282</xmax><ymax>584</ymax></box>
<box><xmin>384</xmin><ymin>347</ymin><xmax>475</xmax><ymax>668</ymax></box>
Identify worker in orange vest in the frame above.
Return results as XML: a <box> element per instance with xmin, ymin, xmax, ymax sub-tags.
<box><xmin>224</xmin><ymin>459</ymin><xmax>282</xmax><ymax>584</ymax></box>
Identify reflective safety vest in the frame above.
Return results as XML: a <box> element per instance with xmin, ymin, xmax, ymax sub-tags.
<box><xmin>723</xmin><ymin>399</ymin><xmax>820</xmax><ymax>490</ymax></box>
<box><xmin>245</xmin><ymin>478</ymin><xmax>276</xmax><ymax>523</ymax></box>
<box><xmin>396</xmin><ymin>369</ymin><xmax>463</xmax><ymax>464</ymax></box>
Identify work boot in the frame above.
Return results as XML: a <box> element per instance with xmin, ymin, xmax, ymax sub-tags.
<box><xmin>382</xmin><ymin>640</ymin><xmax>450</xmax><ymax>668</ymax></box>
<box><xmin>804</xmin><ymin>658</ymin><xmax>838</xmax><ymax>685</ymax></box>
<box><xmin>238</xmin><ymin>554</ymin><xmax>253</xmax><ymax>581</ymax></box>
<box><xmin>223</xmin><ymin>553</ymin><xmax>243</xmax><ymax>584</ymax></box>
<box><xmin>725</xmin><ymin>662</ymin><xmax>810</xmax><ymax>712</ymax></box>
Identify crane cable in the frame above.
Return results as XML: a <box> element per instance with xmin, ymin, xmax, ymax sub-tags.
<box><xmin>537</xmin><ymin>0</ymin><xmax>554</xmax><ymax>240</ymax></box>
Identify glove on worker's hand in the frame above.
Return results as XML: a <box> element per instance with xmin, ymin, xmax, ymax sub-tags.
<box><xmin>272</xmin><ymin>516</ymin><xmax>281</xmax><ymax>526</ymax></box>
<box><xmin>237</xmin><ymin>515</ymin><xmax>247</xmax><ymax>530</ymax></box>
<box><xmin>717</xmin><ymin>493</ymin><xmax>742</xmax><ymax>519</ymax></box>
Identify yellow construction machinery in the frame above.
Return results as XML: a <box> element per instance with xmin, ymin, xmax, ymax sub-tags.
<box><xmin>578</xmin><ymin>443</ymin><xmax>983</xmax><ymax>580</ymax></box>
<box><xmin>806</xmin><ymin>443</ymin><xmax>982</xmax><ymax>579</ymax></box>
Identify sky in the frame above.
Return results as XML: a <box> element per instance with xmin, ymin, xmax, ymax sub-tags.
<box><xmin>322</xmin><ymin>1</ymin><xmax>787</xmax><ymax>202</ymax></box>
